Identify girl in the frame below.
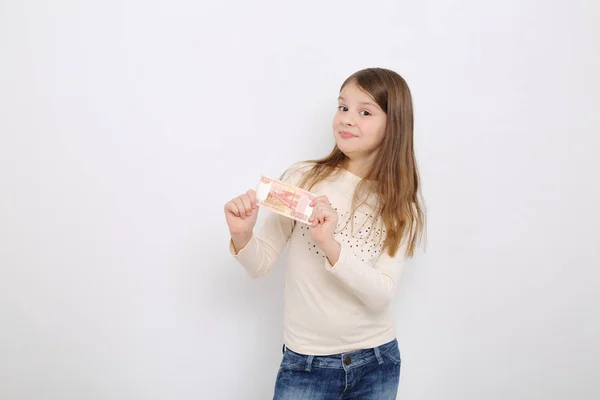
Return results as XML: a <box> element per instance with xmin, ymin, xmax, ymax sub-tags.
<box><xmin>224</xmin><ymin>67</ymin><xmax>425</xmax><ymax>399</ymax></box>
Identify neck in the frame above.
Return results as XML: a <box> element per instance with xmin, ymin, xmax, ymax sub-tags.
<box><xmin>345</xmin><ymin>156</ymin><xmax>374</xmax><ymax>179</ymax></box>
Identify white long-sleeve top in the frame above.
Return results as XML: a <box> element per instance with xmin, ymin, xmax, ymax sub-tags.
<box><xmin>230</xmin><ymin>163</ymin><xmax>407</xmax><ymax>355</ymax></box>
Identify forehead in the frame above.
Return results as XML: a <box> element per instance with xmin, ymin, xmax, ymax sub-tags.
<box><xmin>339</xmin><ymin>82</ymin><xmax>379</xmax><ymax>105</ymax></box>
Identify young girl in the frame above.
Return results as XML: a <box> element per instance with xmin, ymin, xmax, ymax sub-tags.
<box><xmin>224</xmin><ymin>67</ymin><xmax>425</xmax><ymax>399</ymax></box>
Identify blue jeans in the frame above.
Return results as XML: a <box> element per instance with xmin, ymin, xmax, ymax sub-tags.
<box><xmin>273</xmin><ymin>339</ymin><xmax>401</xmax><ymax>399</ymax></box>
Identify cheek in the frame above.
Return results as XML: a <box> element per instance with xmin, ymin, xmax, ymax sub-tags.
<box><xmin>378</xmin><ymin>124</ymin><xmax>387</xmax><ymax>141</ymax></box>
<box><xmin>363</xmin><ymin>121</ymin><xmax>383</xmax><ymax>137</ymax></box>
<box><xmin>373</xmin><ymin>120</ymin><xmax>387</xmax><ymax>141</ymax></box>
<box><xmin>332</xmin><ymin>113</ymin><xmax>341</xmax><ymax>127</ymax></box>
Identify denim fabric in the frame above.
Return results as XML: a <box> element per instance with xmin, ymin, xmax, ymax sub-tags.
<box><xmin>273</xmin><ymin>339</ymin><xmax>401</xmax><ymax>399</ymax></box>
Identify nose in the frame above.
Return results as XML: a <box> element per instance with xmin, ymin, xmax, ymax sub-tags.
<box><xmin>341</xmin><ymin>112</ymin><xmax>356</xmax><ymax>126</ymax></box>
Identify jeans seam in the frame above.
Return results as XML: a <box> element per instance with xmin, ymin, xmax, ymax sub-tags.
<box><xmin>278</xmin><ymin>362</ymin><xmax>309</xmax><ymax>371</ymax></box>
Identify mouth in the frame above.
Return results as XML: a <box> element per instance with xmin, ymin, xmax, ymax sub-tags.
<box><xmin>339</xmin><ymin>131</ymin><xmax>357</xmax><ymax>139</ymax></box>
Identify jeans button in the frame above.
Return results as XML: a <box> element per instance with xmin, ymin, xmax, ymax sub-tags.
<box><xmin>343</xmin><ymin>356</ymin><xmax>351</xmax><ymax>365</ymax></box>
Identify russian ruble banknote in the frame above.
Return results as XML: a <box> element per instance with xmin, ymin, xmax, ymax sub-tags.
<box><xmin>256</xmin><ymin>175</ymin><xmax>316</xmax><ymax>223</ymax></box>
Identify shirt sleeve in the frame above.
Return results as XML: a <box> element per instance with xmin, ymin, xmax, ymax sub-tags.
<box><xmin>229</xmin><ymin>212</ymin><xmax>294</xmax><ymax>278</ymax></box>
<box><xmin>228</xmin><ymin>162</ymin><xmax>311</xmax><ymax>278</ymax></box>
<box><xmin>324</xmin><ymin>240</ymin><xmax>408</xmax><ymax>312</ymax></box>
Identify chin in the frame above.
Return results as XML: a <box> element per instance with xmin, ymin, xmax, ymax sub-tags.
<box><xmin>335</xmin><ymin>141</ymin><xmax>354</xmax><ymax>157</ymax></box>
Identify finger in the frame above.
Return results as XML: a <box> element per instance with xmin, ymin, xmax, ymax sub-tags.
<box><xmin>224</xmin><ymin>201</ymin><xmax>239</xmax><ymax>217</ymax></box>
<box><xmin>318</xmin><ymin>211</ymin><xmax>326</xmax><ymax>225</ymax></box>
<box><xmin>308</xmin><ymin>208</ymin><xmax>317</xmax><ymax>222</ymax></box>
<box><xmin>312</xmin><ymin>207</ymin><xmax>324</xmax><ymax>227</ymax></box>
<box><xmin>310</xmin><ymin>195</ymin><xmax>330</xmax><ymax>207</ymax></box>
<box><xmin>309</xmin><ymin>206</ymin><xmax>322</xmax><ymax>224</ymax></box>
<box><xmin>310</xmin><ymin>196</ymin><xmax>322</xmax><ymax>207</ymax></box>
<box><xmin>309</xmin><ymin>207</ymin><xmax>317</xmax><ymax>226</ymax></box>
<box><xmin>227</xmin><ymin>201</ymin><xmax>244</xmax><ymax>218</ymax></box>
<box><xmin>312</xmin><ymin>215</ymin><xmax>319</xmax><ymax>227</ymax></box>
<box><xmin>232</xmin><ymin>198</ymin><xmax>247</xmax><ymax>219</ymax></box>
<box><xmin>247</xmin><ymin>189</ymin><xmax>257</xmax><ymax>209</ymax></box>
<box><xmin>311</xmin><ymin>211</ymin><xmax>318</xmax><ymax>227</ymax></box>
<box><xmin>308</xmin><ymin>204</ymin><xmax>319</xmax><ymax>222</ymax></box>
<box><xmin>240</xmin><ymin>194</ymin><xmax>253</xmax><ymax>216</ymax></box>
<box><xmin>316</xmin><ymin>205</ymin><xmax>337</xmax><ymax>226</ymax></box>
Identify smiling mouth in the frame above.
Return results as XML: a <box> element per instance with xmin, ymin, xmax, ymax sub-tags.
<box><xmin>339</xmin><ymin>131</ymin><xmax>357</xmax><ymax>138</ymax></box>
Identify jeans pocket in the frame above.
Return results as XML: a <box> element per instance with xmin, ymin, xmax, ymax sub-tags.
<box><xmin>381</xmin><ymin>344</ymin><xmax>401</xmax><ymax>365</ymax></box>
<box><xmin>279</xmin><ymin>349</ymin><xmax>308</xmax><ymax>371</ymax></box>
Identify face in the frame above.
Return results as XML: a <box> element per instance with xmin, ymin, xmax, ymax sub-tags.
<box><xmin>333</xmin><ymin>81</ymin><xmax>387</xmax><ymax>162</ymax></box>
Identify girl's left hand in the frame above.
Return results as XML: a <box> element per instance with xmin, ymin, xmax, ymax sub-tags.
<box><xmin>308</xmin><ymin>195</ymin><xmax>338</xmax><ymax>248</ymax></box>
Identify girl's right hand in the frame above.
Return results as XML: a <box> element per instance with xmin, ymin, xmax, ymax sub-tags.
<box><xmin>224</xmin><ymin>190</ymin><xmax>259</xmax><ymax>249</ymax></box>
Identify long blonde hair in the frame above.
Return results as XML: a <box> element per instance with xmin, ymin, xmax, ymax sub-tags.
<box><xmin>295</xmin><ymin>68</ymin><xmax>425</xmax><ymax>258</ymax></box>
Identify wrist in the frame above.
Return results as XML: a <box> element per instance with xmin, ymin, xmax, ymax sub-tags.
<box><xmin>231</xmin><ymin>231</ymin><xmax>253</xmax><ymax>253</ymax></box>
<box><xmin>320</xmin><ymin>238</ymin><xmax>341</xmax><ymax>257</ymax></box>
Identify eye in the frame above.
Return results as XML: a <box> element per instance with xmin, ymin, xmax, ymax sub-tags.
<box><xmin>360</xmin><ymin>110</ymin><xmax>371</xmax><ymax>116</ymax></box>
<box><xmin>338</xmin><ymin>105</ymin><xmax>348</xmax><ymax>112</ymax></box>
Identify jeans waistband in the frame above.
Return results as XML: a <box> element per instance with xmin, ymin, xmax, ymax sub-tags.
<box><xmin>281</xmin><ymin>339</ymin><xmax>398</xmax><ymax>370</ymax></box>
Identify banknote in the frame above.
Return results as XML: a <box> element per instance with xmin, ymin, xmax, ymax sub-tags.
<box><xmin>256</xmin><ymin>175</ymin><xmax>316</xmax><ymax>223</ymax></box>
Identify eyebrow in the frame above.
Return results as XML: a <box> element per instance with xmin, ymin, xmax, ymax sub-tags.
<box><xmin>338</xmin><ymin>96</ymin><xmax>378</xmax><ymax>108</ymax></box>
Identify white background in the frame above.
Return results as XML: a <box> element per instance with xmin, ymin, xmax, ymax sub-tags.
<box><xmin>1</xmin><ymin>0</ymin><xmax>599</xmax><ymax>399</ymax></box>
